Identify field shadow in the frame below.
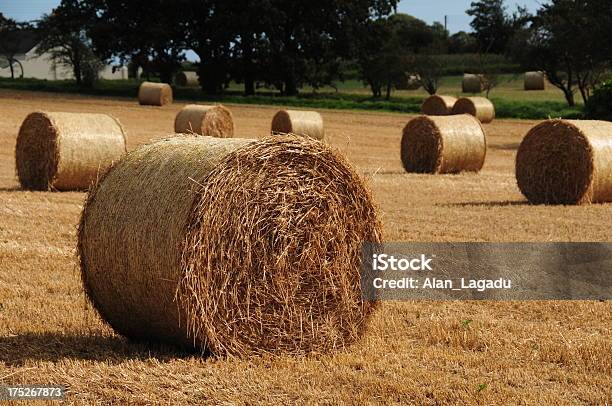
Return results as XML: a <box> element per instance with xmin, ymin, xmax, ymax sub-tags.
<box><xmin>440</xmin><ymin>200</ymin><xmax>529</xmax><ymax>208</ymax></box>
<box><xmin>0</xmin><ymin>332</ymin><xmax>204</xmax><ymax>366</ymax></box>
<box><xmin>0</xmin><ymin>186</ymin><xmax>23</xmax><ymax>192</ymax></box>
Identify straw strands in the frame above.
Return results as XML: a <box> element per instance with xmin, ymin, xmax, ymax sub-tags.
<box><xmin>78</xmin><ymin>135</ymin><xmax>381</xmax><ymax>356</ymax></box>
<box><xmin>15</xmin><ymin>111</ymin><xmax>127</xmax><ymax>191</ymax></box>
<box><xmin>524</xmin><ymin>71</ymin><xmax>546</xmax><ymax>91</ymax></box>
<box><xmin>452</xmin><ymin>97</ymin><xmax>495</xmax><ymax>124</ymax></box>
<box><xmin>421</xmin><ymin>95</ymin><xmax>458</xmax><ymax>116</ymax></box>
<box><xmin>516</xmin><ymin>119</ymin><xmax>612</xmax><ymax>205</ymax></box>
<box><xmin>174</xmin><ymin>104</ymin><xmax>234</xmax><ymax>137</ymax></box>
<box><xmin>401</xmin><ymin>114</ymin><xmax>487</xmax><ymax>174</ymax></box>
<box><xmin>138</xmin><ymin>81</ymin><xmax>173</xmax><ymax>106</ymax></box>
<box><xmin>271</xmin><ymin>110</ymin><xmax>325</xmax><ymax>141</ymax></box>
<box><xmin>175</xmin><ymin>71</ymin><xmax>199</xmax><ymax>87</ymax></box>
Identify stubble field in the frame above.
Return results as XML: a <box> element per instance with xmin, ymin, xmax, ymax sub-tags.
<box><xmin>0</xmin><ymin>89</ymin><xmax>610</xmax><ymax>404</ymax></box>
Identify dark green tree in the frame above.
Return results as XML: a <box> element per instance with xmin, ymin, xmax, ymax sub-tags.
<box><xmin>36</xmin><ymin>0</ymin><xmax>100</xmax><ymax>86</ymax></box>
<box><xmin>180</xmin><ymin>0</ymin><xmax>237</xmax><ymax>94</ymax></box>
<box><xmin>467</xmin><ymin>0</ymin><xmax>529</xmax><ymax>54</ymax></box>
<box><xmin>89</xmin><ymin>0</ymin><xmax>187</xmax><ymax>84</ymax></box>
<box><xmin>258</xmin><ymin>0</ymin><xmax>398</xmax><ymax>95</ymax></box>
<box><xmin>447</xmin><ymin>31</ymin><xmax>477</xmax><ymax>54</ymax></box>
<box><xmin>357</xmin><ymin>14</ymin><xmax>435</xmax><ymax>99</ymax></box>
<box><xmin>510</xmin><ymin>0</ymin><xmax>611</xmax><ymax>106</ymax></box>
<box><xmin>0</xmin><ymin>14</ymin><xmax>34</xmax><ymax>79</ymax></box>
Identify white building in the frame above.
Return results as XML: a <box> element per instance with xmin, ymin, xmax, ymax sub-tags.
<box><xmin>0</xmin><ymin>36</ymin><xmax>128</xmax><ymax>81</ymax></box>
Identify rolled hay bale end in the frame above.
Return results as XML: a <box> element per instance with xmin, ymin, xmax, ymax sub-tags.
<box><xmin>462</xmin><ymin>74</ymin><xmax>483</xmax><ymax>93</ymax></box>
<box><xmin>452</xmin><ymin>97</ymin><xmax>495</xmax><ymax>124</ymax></box>
<box><xmin>78</xmin><ymin>135</ymin><xmax>381</xmax><ymax>356</ymax></box>
<box><xmin>516</xmin><ymin>119</ymin><xmax>612</xmax><ymax>205</ymax></box>
<box><xmin>138</xmin><ymin>81</ymin><xmax>173</xmax><ymax>106</ymax></box>
<box><xmin>271</xmin><ymin>110</ymin><xmax>325</xmax><ymax>141</ymax></box>
<box><xmin>524</xmin><ymin>71</ymin><xmax>546</xmax><ymax>91</ymax></box>
<box><xmin>174</xmin><ymin>104</ymin><xmax>234</xmax><ymax>137</ymax></box>
<box><xmin>15</xmin><ymin>111</ymin><xmax>127</xmax><ymax>191</ymax></box>
<box><xmin>401</xmin><ymin>114</ymin><xmax>487</xmax><ymax>174</ymax></box>
<box><xmin>421</xmin><ymin>95</ymin><xmax>458</xmax><ymax>116</ymax></box>
<box><xmin>175</xmin><ymin>71</ymin><xmax>199</xmax><ymax>87</ymax></box>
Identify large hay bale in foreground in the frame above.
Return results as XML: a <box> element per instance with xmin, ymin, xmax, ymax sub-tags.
<box><xmin>138</xmin><ymin>81</ymin><xmax>173</xmax><ymax>106</ymax></box>
<box><xmin>175</xmin><ymin>71</ymin><xmax>199</xmax><ymax>87</ymax></box>
<box><xmin>174</xmin><ymin>104</ymin><xmax>234</xmax><ymax>137</ymax></box>
<box><xmin>462</xmin><ymin>74</ymin><xmax>483</xmax><ymax>93</ymax></box>
<box><xmin>78</xmin><ymin>136</ymin><xmax>381</xmax><ymax>356</ymax></box>
<box><xmin>452</xmin><ymin>97</ymin><xmax>495</xmax><ymax>124</ymax></box>
<box><xmin>271</xmin><ymin>110</ymin><xmax>325</xmax><ymax>141</ymax></box>
<box><xmin>524</xmin><ymin>71</ymin><xmax>546</xmax><ymax>91</ymax></box>
<box><xmin>516</xmin><ymin>119</ymin><xmax>612</xmax><ymax>205</ymax></box>
<box><xmin>15</xmin><ymin>111</ymin><xmax>127</xmax><ymax>191</ymax></box>
<box><xmin>421</xmin><ymin>95</ymin><xmax>457</xmax><ymax>116</ymax></box>
<box><xmin>401</xmin><ymin>114</ymin><xmax>487</xmax><ymax>174</ymax></box>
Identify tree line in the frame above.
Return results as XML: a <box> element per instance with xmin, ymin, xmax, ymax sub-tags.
<box><xmin>1</xmin><ymin>0</ymin><xmax>611</xmax><ymax>107</ymax></box>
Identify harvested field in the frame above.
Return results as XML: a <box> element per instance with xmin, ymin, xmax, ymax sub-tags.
<box><xmin>0</xmin><ymin>89</ymin><xmax>610</xmax><ymax>404</ymax></box>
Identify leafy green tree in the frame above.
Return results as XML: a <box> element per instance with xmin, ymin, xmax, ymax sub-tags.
<box><xmin>180</xmin><ymin>0</ymin><xmax>236</xmax><ymax>94</ymax></box>
<box><xmin>510</xmin><ymin>0</ymin><xmax>611</xmax><ymax>106</ymax></box>
<box><xmin>357</xmin><ymin>14</ymin><xmax>435</xmax><ymax>99</ymax></box>
<box><xmin>255</xmin><ymin>0</ymin><xmax>399</xmax><ymax>95</ymax></box>
<box><xmin>0</xmin><ymin>14</ymin><xmax>34</xmax><ymax>79</ymax></box>
<box><xmin>36</xmin><ymin>0</ymin><xmax>101</xmax><ymax>86</ymax></box>
<box><xmin>87</xmin><ymin>0</ymin><xmax>398</xmax><ymax>94</ymax></box>
<box><xmin>89</xmin><ymin>0</ymin><xmax>187</xmax><ymax>84</ymax></box>
<box><xmin>219</xmin><ymin>0</ymin><xmax>271</xmax><ymax>95</ymax></box>
<box><xmin>413</xmin><ymin>54</ymin><xmax>445</xmax><ymax>95</ymax></box>
<box><xmin>467</xmin><ymin>0</ymin><xmax>529</xmax><ymax>54</ymax></box>
<box><xmin>448</xmin><ymin>31</ymin><xmax>477</xmax><ymax>54</ymax></box>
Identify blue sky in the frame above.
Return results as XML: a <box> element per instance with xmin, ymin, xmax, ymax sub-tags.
<box><xmin>2</xmin><ymin>0</ymin><xmax>544</xmax><ymax>30</ymax></box>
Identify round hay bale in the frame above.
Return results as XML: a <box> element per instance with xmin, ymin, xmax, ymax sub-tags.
<box><xmin>452</xmin><ymin>97</ymin><xmax>495</xmax><ymax>124</ymax></box>
<box><xmin>524</xmin><ymin>71</ymin><xmax>546</xmax><ymax>91</ymax></box>
<box><xmin>401</xmin><ymin>114</ymin><xmax>487</xmax><ymax>174</ymax></box>
<box><xmin>15</xmin><ymin>111</ymin><xmax>127</xmax><ymax>191</ymax></box>
<box><xmin>174</xmin><ymin>104</ymin><xmax>234</xmax><ymax>137</ymax></box>
<box><xmin>271</xmin><ymin>110</ymin><xmax>325</xmax><ymax>141</ymax></box>
<box><xmin>421</xmin><ymin>95</ymin><xmax>458</xmax><ymax>116</ymax></box>
<box><xmin>462</xmin><ymin>74</ymin><xmax>483</xmax><ymax>93</ymax></box>
<box><xmin>78</xmin><ymin>135</ymin><xmax>381</xmax><ymax>356</ymax></box>
<box><xmin>516</xmin><ymin>119</ymin><xmax>612</xmax><ymax>205</ymax></box>
<box><xmin>138</xmin><ymin>81</ymin><xmax>173</xmax><ymax>106</ymax></box>
<box><xmin>175</xmin><ymin>71</ymin><xmax>199</xmax><ymax>87</ymax></box>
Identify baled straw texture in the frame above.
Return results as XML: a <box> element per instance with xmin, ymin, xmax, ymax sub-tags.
<box><xmin>138</xmin><ymin>81</ymin><xmax>173</xmax><ymax>106</ymax></box>
<box><xmin>174</xmin><ymin>104</ymin><xmax>234</xmax><ymax>137</ymax></box>
<box><xmin>421</xmin><ymin>95</ymin><xmax>457</xmax><ymax>116</ymax></box>
<box><xmin>271</xmin><ymin>110</ymin><xmax>325</xmax><ymax>141</ymax></box>
<box><xmin>462</xmin><ymin>74</ymin><xmax>483</xmax><ymax>93</ymax></box>
<box><xmin>452</xmin><ymin>97</ymin><xmax>495</xmax><ymax>124</ymax></box>
<box><xmin>401</xmin><ymin>114</ymin><xmax>487</xmax><ymax>174</ymax></box>
<box><xmin>516</xmin><ymin>119</ymin><xmax>612</xmax><ymax>205</ymax></box>
<box><xmin>175</xmin><ymin>71</ymin><xmax>199</xmax><ymax>87</ymax></box>
<box><xmin>78</xmin><ymin>135</ymin><xmax>381</xmax><ymax>356</ymax></box>
<box><xmin>15</xmin><ymin>111</ymin><xmax>127</xmax><ymax>191</ymax></box>
<box><xmin>524</xmin><ymin>71</ymin><xmax>546</xmax><ymax>91</ymax></box>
